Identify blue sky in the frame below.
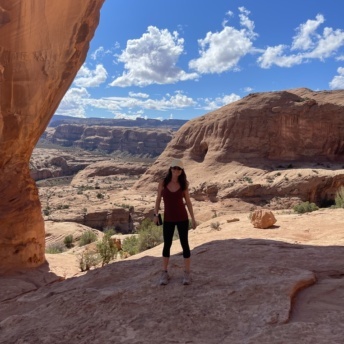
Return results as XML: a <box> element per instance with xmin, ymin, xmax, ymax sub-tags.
<box><xmin>55</xmin><ymin>0</ymin><xmax>344</xmax><ymax>121</ymax></box>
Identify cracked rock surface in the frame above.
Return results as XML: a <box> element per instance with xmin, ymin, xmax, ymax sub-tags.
<box><xmin>1</xmin><ymin>208</ymin><xmax>343</xmax><ymax>343</ymax></box>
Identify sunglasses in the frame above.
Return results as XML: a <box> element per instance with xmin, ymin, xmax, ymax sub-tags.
<box><xmin>171</xmin><ymin>166</ymin><xmax>182</xmax><ymax>171</ymax></box>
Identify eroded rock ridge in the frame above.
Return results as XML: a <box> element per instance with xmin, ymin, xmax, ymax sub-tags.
<box><xmin>0</xmin><ymin>0</ymin><xmax>105</xmax><ymax>272</ymax></box>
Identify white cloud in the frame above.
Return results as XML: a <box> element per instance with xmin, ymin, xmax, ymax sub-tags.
<box><xmin>109</xmin><ymin>26</ymin><xmax>198</xmax><ymax>87</ymax></box>
<box><xmin>136</xmin><ymin>92</ymin><xmax>196</xmax><ymax>111</ymax></box>
<box><xmin>238</xmin><ymin>7</ymin><xmax>255</xmax><ymax>35</ymax></box>
<box><xmin>258</xmin><ymin>14</ymin><xmax>344</xmax><ymax>68</ymax></box>
<box><xmin>336</xmin><ymin>55</ymin><xmax>344</xmax><ymax>61</ymax></box>
<box><xmin>59</xmin><ymin>91</ymin><xmax>196</xmax><ymax>117</ymax></box>
<box><xmin>305</xmin><ymin>27</ymin><xmax>344</xmax><ymax>60</ymax></box>
<box><xmin>74</xmin><ymin>64</ymin><xmax>108</xmax><ymax>87</ymax></box>
<box><xmin>257</xmin><ymin>45</ymin><xmax>303</xmax><ymax>68</ymax></box>
<box><xmin>189</xmin><ymin>7</ymin><xmax>257</xmax><ymax>74</ymax></box>
<box><xmin>55</xmin><ymin>87</ymin><xmax>90</xmax><ymax>118</ymax></box>
<box><xmin>91</xmin><ymin>45</ymin><xmax>118</xmax><ymax>60</ymax></box>
<box><xmin>329</xmin><ymin>67</ymin><xmax>344</xmax><ymax>89</ymax></box>
<box><xmin>56</xmin><ymin>87</ymin><xmax>241</xmax><ymax>118</ymax></box>
<box><xmin>291</xmin><ymin>14</ymin><xmax>324</xmax><ymax>51</ymax></box>
<box><xmin>128</xmin><ymin>91</ymin><xmax>149</xmax><ymax>98</ymax></box>
<box><xmin>243</xmin><ymin>87</ymin><xmax>253</xmax><ymax>93</ymax></box>
<box><xmin>200</xmin><ymin>93</ymin><xmax>241</xmax><ymax>111</ymax></box>
<box><xmin>91</xmin><ymin>46</ymin><xmax>105</xmax><ymax>60</ymax></box>
<box><xmin>112</xmin><ymin>110</ymin><xmax>145</xmax><ymax>120</ymax></box>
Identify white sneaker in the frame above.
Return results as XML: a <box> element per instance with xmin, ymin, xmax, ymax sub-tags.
<box><xmin>183</xmin><ymin>271</ymin><xmax>191</xmax><ymax>285</ymax></box>
<box><xmin>159</xmin><ymin>270</ymin><xmax>170</xmax><ymax>285</ymax></box>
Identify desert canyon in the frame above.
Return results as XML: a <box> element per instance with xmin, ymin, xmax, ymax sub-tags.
<box><xmin>1</xmin><ymin>1</ymin><xmax>344</xmax><ymax>344</ymax></box>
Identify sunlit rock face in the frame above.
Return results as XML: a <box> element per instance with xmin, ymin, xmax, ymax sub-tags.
<box><xmin>0</xmin><ymin>0</ymin><xmax>105</xmax><ymax>272</ymax></box>
<box><xmin>136</xmin><ymin>88</ymin><xmax>344</xmax><ymax>205</ymax></box>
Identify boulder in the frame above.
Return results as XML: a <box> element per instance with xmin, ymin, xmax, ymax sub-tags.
<box><xmin>251</xmin><ymin>209</ymin><xmax>277</xmax><ymax>229</ymax></box>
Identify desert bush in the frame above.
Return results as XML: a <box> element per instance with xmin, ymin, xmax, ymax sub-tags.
<box><xmin>103</xmin><ymin>228</ymin><xmax>116</xmax><ymax>236</ymax></box>
<box><xmin>79</xmin><ymin>230</ymin><xmax>98</xmax><ymax>246</ymax></box>
<box><xmin>56</xmin><ymin>204</ymin><xmax>70</xmax><ymax>210</ymax></box>
<box><xmin>96</xmin><ymin>232</ymin><xmax>117</xmax><ymax>266</ymax></box>
<box><xmin>46</xmin><ymin>242</ymin><xmax>65</xmax><ymax>254</ymax></box>
<box><xmin>121</xmin><ymin>218</ymin><xmax>164</xmax><ymax>254</ymax></box>
<box><xmin>210</xmin><ymin>221</ymin><xmax>221</xmax><ymax>230</ymax></box>
<box><xmin>64</xmin><ymin>234</ymin><xmax>74</xmax><ymax>248</ymax></box>
<box><xmin>334</xmin><ymin>186</ymin><xmax>344</xmax><ymax>208</ymax></box>
<box><xmin>138</xmin><ymin>224</ymin><xmax>164</xmax><ymax>252</ymax></box>
<box><xmin>244</xmin><ymin>176</ymin><xmax>253</xmax><ymax>183</ymax></box>
<box><xmin>293</xmin><ymin>201</ymin><xmax>319</xmax><ymax>214</ymax></box>
<box><xmin>79</xmin><ymin>251</ymin><xmax>100</xmax><ymax>271</ymax></box>
<box><xmin>122</xmin><ymin>235</ymin><xmax>140</xmax><ymax>256</ymax></box>
<box><xmin>43</xmin><ymin>206</ymin><xmax>51</xmax><ymax>216</ymax></box>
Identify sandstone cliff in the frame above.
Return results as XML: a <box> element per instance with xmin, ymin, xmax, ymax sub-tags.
<box><xmin>0</xmin><ymin>0</ymin><xmax>104</xmax><ymax>272</ymax></box>
<box><xmin>136</xmin><ymin>88</ymin><xmax>344</xmax><ymax>206</ymax></box>
<box><xmin>46</xmin><ymin>124</ymin><xmax>174</xmax><ymax>157</ymax></box>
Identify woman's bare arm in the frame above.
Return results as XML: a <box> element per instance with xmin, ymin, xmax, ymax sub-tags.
<box><xmin>153</xmin><ymin>180</ymin><xmax>163</xmax><ymax>224</ymax></box>
<box><xmin>184</xmin><ymin>188</ymin><xmax>197</xmax><ymax>229</ymax></box>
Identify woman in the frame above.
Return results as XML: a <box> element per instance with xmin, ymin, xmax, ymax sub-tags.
<box><xmin>153</xmin><ymin>158</ymin><xmax>197</xmax><ymax>285</ymax></box>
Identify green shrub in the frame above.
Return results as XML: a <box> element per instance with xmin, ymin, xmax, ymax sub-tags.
<box><xmin>46</xmin><ymin>242</ymin><xmax>65</xmax><ymax>254</ymax></box>
<box><xmin>244</xmin><ymin>176</ymin><xmax>253</xmax><ymax>183</ymax></box>
<box><xmin>103</xmin><ymin>228</ymin><xmax>116</xmax><ymax>236</ymax></box>
<box><xmin>96</xmin><ymin>232</ymin><xmax>117</xmax><ymax>266</ymax></box>
<box><xmin>210</xmin><ymin>221</ymin><xmax>221</xmax><ymax>230</ymax></box>
<box><xmin>138</xmin><ymin>224</ymin><xmax>163</xmax><ymax>252</ymax></box>
<box><xmin>334</xmin><ymin>186</ymin><xmax>344</xmax><ymax>208</ymax></box>
<box><xmin>56</xmin><ymin>204</ymin><xmax>70</xmax><ymax>210</ymax></box>
<box><xmin>64</xmin><ymin>234</ymin><xmax>74</xmax><ymax>248</ymax></box>
<box><xmin>79</xmin><ymin>230</ymin><xmax>98</xmax><ymax>246</ymax></box>
<box><xmin>122</xmin><ymin>235</ymin><xmax>140</xmax><ymax>256</ymax></box>
<box><xmin>79</xmin><ymin>251</ymin><xmax>100</xmax><ymax>271</ymax></box>
<box><xmin>121</xmin><ymin>218</ymin><xmax>164</xmax><ymax>255</ymax></box>
<box><xmin>43</xmin><ymin>206</ymin><xmax>51</xmax><ymax>216</ymax></box>
<box><xmin>293</xmin><ymin>201</ymin><xmax>319</xmax><ymax>214</ymax></box>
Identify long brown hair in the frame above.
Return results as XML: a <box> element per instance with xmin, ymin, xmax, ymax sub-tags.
<box><xmin>163</xmin><ymin>168</ymin><xmax>189</xmax><ymax>191</ymax></box>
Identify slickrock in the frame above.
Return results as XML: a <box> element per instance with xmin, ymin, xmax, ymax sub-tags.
<box><xmin>1</xmin><ymin>209</ymin><xmax>344</xmax><ymax>343</ymax></box>
<box><xmin>136</xmin><ymin>88</ymin><xmax>344</xmax><ymax>207</ymax></box>
<box><xmin>0</xmin><ymin>0</ymin><xmax>104</xmax><ymax>272</ymax></box>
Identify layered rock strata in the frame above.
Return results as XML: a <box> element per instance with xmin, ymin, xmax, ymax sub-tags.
<box><xmin>136</xmin><ymin>89</ymin><xmax>344</xmax><ymax>205</ymax></box>
<box><xmin>48</xmin><ymin>124</ymin><xmax>174</xmax><ymax>156</ymax></box>
<box><xmin>0</xmin><ymin>0</ymin><xmax>104</xmax><ymax>272</ymax></box>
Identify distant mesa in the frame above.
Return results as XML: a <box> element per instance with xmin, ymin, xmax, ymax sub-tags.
<box><xmin>38</xmin><ymin>116</ymin><xmax>188</xmax><ymax>157</ymax></box>
<box><xmin>48</xmin><ymin>115</ymin><xmax>188</xmax><ymax>130</ymax></box>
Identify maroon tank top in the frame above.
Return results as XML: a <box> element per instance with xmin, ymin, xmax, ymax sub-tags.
<box><xmin>162</xmin><ymin>187</ymin><xmax>188</xmax><ymax>222</ymax></box>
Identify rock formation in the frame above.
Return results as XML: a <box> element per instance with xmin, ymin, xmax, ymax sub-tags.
<box><xmin>47</xmin><ymin>124</ymin><xmax>174</xmax><ymax>156</ymax></box>
<box><xmin>0</xmin><ymin>0</ymin><xmax>104</xmax><ymax>272</ymax></box>
<box><xmin>136</xmin><ymin>88</ymin><xmax>344</xmax><ymax>206</ymax></box>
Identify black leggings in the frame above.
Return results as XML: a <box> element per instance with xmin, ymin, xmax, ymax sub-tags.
<box><xmin>162</xmin><ymin>220</ymin><xmax>190</xmax><ymax>259</ymax></box>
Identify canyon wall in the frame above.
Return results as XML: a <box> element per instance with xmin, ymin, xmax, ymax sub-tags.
<box><xmin>0</xmin><ymin>0</ymin><xmax>105</xmax><ymax>272</ymax></box>
<box><xmin>47</xmin><ymin>124</ymin><xmax>174</xmax><ymax>156</ymax></box>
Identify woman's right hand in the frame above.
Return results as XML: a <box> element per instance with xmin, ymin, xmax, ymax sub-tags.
<box><xmin>153</xmin><ymin>216</ymin><xmax>158</xmax><ymax>225</ymax></box>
